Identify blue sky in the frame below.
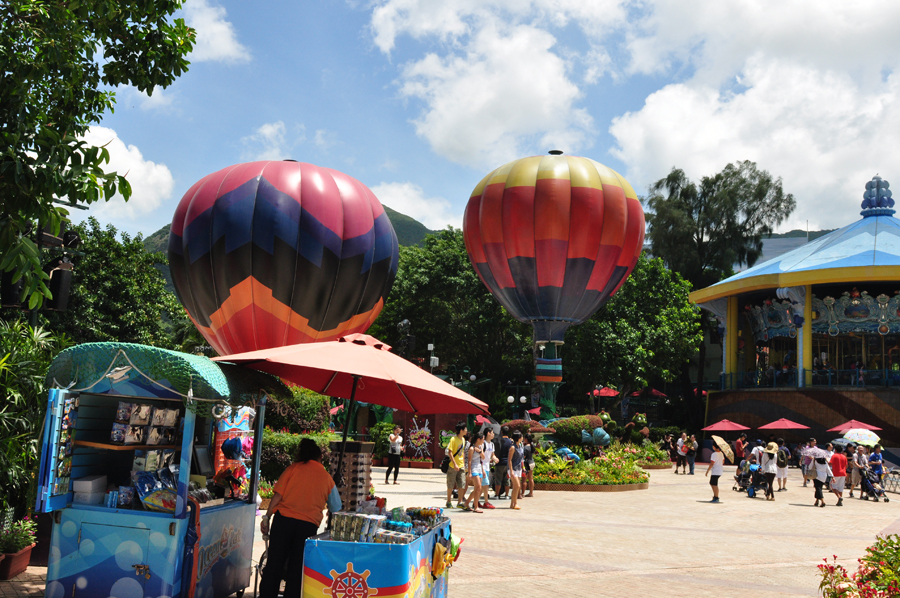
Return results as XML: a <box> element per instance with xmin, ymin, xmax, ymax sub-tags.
<box><xmin>77</xmin><ymin>0</ymin><xmax>900</xmax><ymax>238</ymax></box>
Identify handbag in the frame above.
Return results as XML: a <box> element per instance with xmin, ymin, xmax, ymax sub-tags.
<box><xmin>441</xmin><ymin>443</ymin><xmax>463</xmax><ymax>474</ymax></box>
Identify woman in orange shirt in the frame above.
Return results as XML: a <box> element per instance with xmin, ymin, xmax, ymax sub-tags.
<box><xmin>259</xmin><ymin>438</ymin><xmax>342</xmax><ymax>598</ymax></box>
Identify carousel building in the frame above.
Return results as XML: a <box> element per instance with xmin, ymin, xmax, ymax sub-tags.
<box><xmin>690</xmin><ymin>176</ymin><xmax>900</xmax><ymax>448</ymax></box>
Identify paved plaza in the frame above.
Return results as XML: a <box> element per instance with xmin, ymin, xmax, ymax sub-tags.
<box><xmin>5</xmin><ymin>466</ymin><xmax>898</xmax><ymax>597</ymax></box>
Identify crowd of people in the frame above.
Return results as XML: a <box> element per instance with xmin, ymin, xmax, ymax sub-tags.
<box><xmin>443</xmin><ymin>422</ymin><xmax>535</xmax><ymax>512</ymax></box>
<box><xmin>386</xmin><ymin>422</ymin><xmax>536</xmax><ymax>512</ymax></box>
<box><xmin>724</xmin><ymin>434</ymin><xmax>888</xmax><ymax>506</ymax></box>
<box><xmin>661</xmin><ymin>432</ymin><xmax>699</xmax><ymax>474</ymax></box>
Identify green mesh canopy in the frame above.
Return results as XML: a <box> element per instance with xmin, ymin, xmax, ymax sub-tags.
<box><xmin>46</xmin><ymin>342</ymin><xmax>291</xmax><ymax>415</ymax></box>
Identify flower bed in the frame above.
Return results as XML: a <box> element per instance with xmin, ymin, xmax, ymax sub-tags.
<box><xmin>818</xmin><ymin>534</ymin><xmax>900</xmax><ymax>597</ymax></box>
<box><xmin>533</xmin><ymin>442</ymin><xmax>650</xmax><ymax>487</ymax></box>
<box><xmin>533</xmin><ymin>482</ymin><xmax>648</xmax><ymax>492</ymax></box>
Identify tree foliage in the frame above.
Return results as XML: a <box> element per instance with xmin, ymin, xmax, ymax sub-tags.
<box><xmin>368</xmin><ymin>228</ymin><xmax>533</xmax><ymax>411</ymax></box>
<box><xmin>0</xmin><ymin>0</ymin><xmax>195</xmax><ymax>309</ymax></box>
<box><xmin>645</xmin><ymin>160</ymin><xmax>796</xmax><ymax>289</ymax></box>
<box><xmin>563</xmin><ymin>254</ymin><xmax>701</xmax><ymax>404</ymax></box>
<box><xmin>44</xmin><ymin>217</ymin><xmax>185</xmax><ymax>347</ymax></box>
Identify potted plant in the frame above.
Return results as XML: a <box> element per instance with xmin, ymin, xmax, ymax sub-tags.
<box><xmin>370</xmin><ymin>421</ymin><xmax>395</xmax><ymax>467</ymax></box>
<box><xmin>258</xmin><ymin>479</ymin><xmax>275</xmax><ymax>511</ymax></box>
<box><xmin>0</xmin><ymin>515</ymin><xmax>37</xmax><ymax>580</ymax></box>
<box><xmin>408</xmin><ymin>457</ymin><xmax>433</xmax><ymax>469</ymax></box>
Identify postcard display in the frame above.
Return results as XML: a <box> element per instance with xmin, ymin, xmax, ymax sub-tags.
<box><xmin>36</xmin><ymin>385</ymin><xmax>264</xmax><ymax>598</ymax></box>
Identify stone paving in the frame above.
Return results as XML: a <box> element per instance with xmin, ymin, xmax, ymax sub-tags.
<box><xmin>5</xmin><ymin>466</ymin><xmax>898</xmax><ymax>597</ymax></box>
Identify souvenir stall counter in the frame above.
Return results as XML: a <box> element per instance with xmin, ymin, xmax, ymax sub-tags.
<box><xmin>302</xmin><ymin>511</ymin><xmax>455</xmax><ymax>598</ymax></box>
<box><xmin>298</xmin><ymin>442</ymin><xmax>457</xmax><ymax>598</ymax></box>
<box><xmin>36</xmin><ymin>342</ymin><xmax>290</xmax><ymax>598</ymax></box>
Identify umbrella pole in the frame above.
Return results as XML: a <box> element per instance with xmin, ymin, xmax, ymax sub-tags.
<box><xmin>333</xmin><ymin>375</ymin><xmax>360</xmax><ymax>487</ymax></box>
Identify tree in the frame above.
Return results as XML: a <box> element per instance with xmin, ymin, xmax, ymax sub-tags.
<box><xmin>368</xmin><ymin>228</ymin><xmax>533</xmax><ymax>413</ymax></box>
<box><xmin>645</xmin><ymin>160</ymin><xmax>795</xmax><ymax>414</ymax></box>
<box><xmin>43</xmin><ymin>217</ymin><xmax>185</xmax><ymax>348</ymax></box>
<box><xmin>563</xmin><ymin>254</ymin><xmax>701</xmax><ymax>419</ymax></box>
<box><xmin>0</xmin><ymin>0</ymin><xmax>194</xmax><ymax>310</ymax></box>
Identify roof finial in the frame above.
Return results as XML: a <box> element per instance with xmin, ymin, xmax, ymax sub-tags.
<box><xmin>861</xmin><ymin>175</ymin><xmax>895</xmax><ymax>217</ymax></box>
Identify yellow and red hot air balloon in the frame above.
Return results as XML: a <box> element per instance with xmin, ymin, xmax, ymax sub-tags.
<box><xmin>463</xmin><ymin>151</ymin><xmax>644</xmax><ymax>395</ymax></box>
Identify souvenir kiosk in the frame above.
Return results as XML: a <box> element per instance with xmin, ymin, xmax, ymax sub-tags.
<box><xmin>35</xmin><ymin>342</ymin><xmax>289</xmax><ymax>598</ymax></box>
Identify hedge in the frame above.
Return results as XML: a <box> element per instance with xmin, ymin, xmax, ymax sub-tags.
<box><xmin>260</xmin><ymin>428</ymin><xmax>340</xmax><ymax>482</ymax></box>
<box><xmin>549</xmin><ymin>415</ymin><xmax>606</xmax><ymax>447</ymax></box>
<box><xmin>503</xmin><ymin>419</ymin><xmax>556</xmax><ymax>436</ymax></box>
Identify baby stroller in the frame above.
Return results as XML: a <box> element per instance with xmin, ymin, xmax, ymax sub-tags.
<box><xmin>745</xmin><ymin>463</ymin><xmax>768</xmax><ymax>498</ymax></box>
<box><xmin>733</xmin><ymin>461</ymin><xmax>752</xmax><ymax>492</ymax></box>
<box><xmin>860</xmin><ymin>470</ymin><xmax>891</xmax><ymax>502</ymax></box>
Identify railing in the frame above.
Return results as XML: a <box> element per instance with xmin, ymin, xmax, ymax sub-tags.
<box><xmin>884</xmin><ymin>470</ymin><xmax>900</xmax><ymax>495</ymax></box>
<box><xmin>718</xmin><ymin>368</ymin><xmax>900</xmax><ymax>390</ymax></box>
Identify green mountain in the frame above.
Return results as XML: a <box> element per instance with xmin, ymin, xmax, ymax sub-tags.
<box><xmin>143</xmin><ymin>223</ymin><xmax>170</xmax><ymax>254</ymax></box>
<box><xmin>382</xmin><ymin>206</ymin><xmax>435</xmax><ymax>246</ymax></box>
<box><xmin>142</xmin><ymin>207</ymin><xmax>435</xmax><ymax>256</ymax></box>
<box><xmin>767</xmin><ymin>228</ymin><xmax>836</xmax><ymax>241</ymax></box>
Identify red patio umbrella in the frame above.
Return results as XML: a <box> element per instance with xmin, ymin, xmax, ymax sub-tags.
<box><xmin>827</xmin><ymin>420</ymin><xmax>883</xmax><ymax>433</ymax></box>
<box><xmin>215</xmin><ymin>333</ymin><xmax>489</xmax><ymax>482</ymax></box>
<box><xmin>758</xmin><ymin>418</ymin><xmax>809</xmax><ymax>430</ymax></box>
<box><xmin>701</xmin><ymin>419</ymin><xmax>750</xmax><ymax>432</ymax></box>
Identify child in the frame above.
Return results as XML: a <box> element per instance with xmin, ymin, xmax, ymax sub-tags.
<box><xmin>705</xmin><ymin>442</ymin><xmax>724</xmax><ymax>503</ymax></box>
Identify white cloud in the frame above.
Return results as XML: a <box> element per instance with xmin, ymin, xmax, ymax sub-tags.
<box><xmin>370</xmin><ymin>182</ymin><xmax>461</xmax><ymax>230</ymax></box>
<box><xmin>123</xmin><ymin>87</ymin><xmax>175</xmax><ymax>111</ymax></box>
<box><xmin>241</xmin><ymin>121</ymin><xmax>288</xmax><ymax>160</ymax></box>
<box><xmin>398</xmin><ymin>21</ymin><xmax>593</xmax><ymax>169</ymax></box>
<box><xmin>184</xmin><ymin>0</ymin><xmax>251</xmax><ymax>63</ymax></box>
<box><xmin>314</xmin><ymin>129</ymin><xmax>339</xmax><ymax>151</ymax></box>
<box><xmin>80</xmin><ymin>126</ymin><xmax>175</xmax><ymax>220</ymax></box>
<box><xmin>610</xmin><ymin>56</ymin><xmax>900</xmax><ymax>231</ymax></box>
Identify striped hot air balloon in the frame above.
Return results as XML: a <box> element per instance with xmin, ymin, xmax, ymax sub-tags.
<box><xmin>463</xmin><ymin>151</ymin><xmax>645</xmax><ymax>351</ymax></box>
<box><xmin>168</xmin><ymin>161</ymin><xmax>399</xmax><ymax>356</ymax></box>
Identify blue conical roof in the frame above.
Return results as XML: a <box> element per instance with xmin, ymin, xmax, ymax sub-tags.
<box><xmin>691</xmin><ymin>176</ymin><xmax>900</xmax><ymax>303</ymax></box>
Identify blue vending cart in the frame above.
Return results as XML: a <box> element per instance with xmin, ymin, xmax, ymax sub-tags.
<box><xmin>34</xmin><ymin>342</ymin><xmax>289</xmax><ymax>598</ymax></box>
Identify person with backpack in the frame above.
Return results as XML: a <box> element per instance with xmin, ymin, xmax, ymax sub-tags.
<box><xmin>686</xmin><ymin>434</ymin><xmax>699</xmax><ymax>475</ymax></box>
<box><xmin>775</xmin><ymin>438</ymin><xmax>790</xmax><ymax>491</ymax></box>
<box><xmin>493</xmin><ymin>426</ymin><xmax>513</xmax><ymax>500</ymax></box>
<box><xmin>760</xmin><ymin>442</ymin><xmax>778</xmax><ymax>500</ymax></box>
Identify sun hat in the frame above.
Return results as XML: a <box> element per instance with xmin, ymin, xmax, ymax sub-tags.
<box><xmin>765</xmin><ymin>442</ymin><xmax>778</xmax><ymax>454</ymax></box>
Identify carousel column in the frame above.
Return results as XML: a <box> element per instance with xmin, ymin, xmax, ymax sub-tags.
<box><xmin>802</xmin><ymin>285</ymin><xmax>813</xmax><ymax>387</ymax></box>
<box><xmin>725</xmin><ymin>296</ymin><xmax>739</xmax><ymax>389</ymax></box>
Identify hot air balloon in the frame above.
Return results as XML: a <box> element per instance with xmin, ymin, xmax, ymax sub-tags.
<box><xmin>463</xmin><ymin>151</ymin><xmax>645</xmax><ymax>402</ymax></box>
<box><xmin>168</xmin><ymin>161</ymin><xmax>399</xmax><ymax>356</ymax></box>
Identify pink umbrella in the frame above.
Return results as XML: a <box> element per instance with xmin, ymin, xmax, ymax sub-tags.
<box><xmin>329</xmin><ymin>405</ymin><xmax>343</xmax><ymax>415</ymax></box>
<box><xmin>475</xmin><ymin>415</ymin><xmax>491</xmax><ymax>425</ymax></box>
<box><xmin>526</xmin><ymin>407</ymin><xmax>541</xmax><ymax>415</ymax></box>
<box><xmin>758</xmin><ymin>418</ymin><xmax>809</xmax><ymax>430</ymax></box>
<box><xmin>827</xmin><ymin>420</ymin><xmax>883</xmax><ymax>433</ymax></box>
<box><xmin>702</xmin><ymin>419</ymin><xmax>750</xmax><ymax>432</ymax></box>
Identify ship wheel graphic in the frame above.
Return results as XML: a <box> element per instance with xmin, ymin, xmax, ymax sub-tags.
<box><xmin>324</xmin><ymin>563</ymin><xmax>378</xmax><ymax>598</ymax></box>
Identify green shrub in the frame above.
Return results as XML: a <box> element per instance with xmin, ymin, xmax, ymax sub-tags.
<box><xmin>370</xmin><ymin>421</ymin><xmax>396</xmax><ymax>458</ymax></box>
<box><xmin>260</xmin><ymin>428</ymin><xmax>339</xmax><ymax>482</ymax></box>
<box><xmin>503</xmin><ymin>419</ymin><xmax>556</xmax><ymax>436</ymax></box>
<box><xmin>264</xmin><ymin>386</ymin><xmax>330</xmax><ymax>433</ymax></box>
<box><xmin>549</xmin><ymin>415</ymin><xmax>605</xmax><ymax>447</ymax></box>
<box><xmin>648</xmin><ymin>426</ymin><xmax>682</xmax><ymax>442</ymax></box>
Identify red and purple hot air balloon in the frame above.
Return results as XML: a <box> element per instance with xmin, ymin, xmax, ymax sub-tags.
<box><xmin>463</xmin><ymin>152</ymin><xmax>645</xmax><ymax>384</ymax></box>
<box><xmin>168</xmin><ymin>161</ymin><xmax>399</xmax><ymax>356</ymax></box>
